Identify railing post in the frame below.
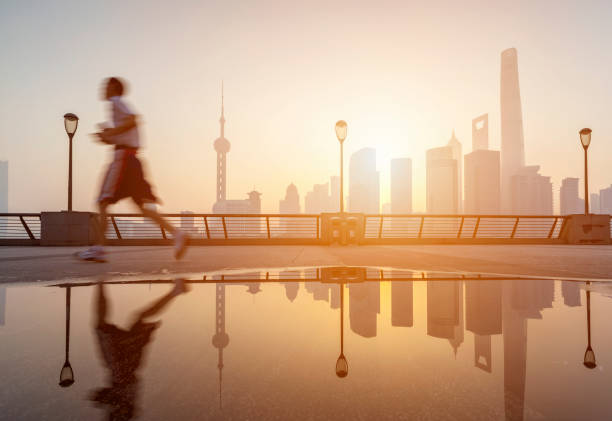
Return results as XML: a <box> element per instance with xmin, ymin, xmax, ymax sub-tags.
<box><xmin>222</xmin><ymin>216</ymin><xmax>228</xmax><ymax>239</ymax></box>
<box><xmin>111</xmin><ymin>216</ymin><xmax>122</xmax><ymax>240</ymax></box>
<box><xmin>511</xmin><ymin>217</ymin><xmax>520</xmax><ymax>239</ymax></box>
<box><xmin>204</xmin><ymin>216</ymin><xmax>210</xmax><ymax>239</ymax></box>
<box><xmin>316</xmin><ymin>216</ymin><xmax>320</xmax><ymax>240</ymax></box>
<box><xmin>378</xmin><ymin>216</ymin><xmax>384</xmax><ymax>239</ymax></box>
<box><xmin>160</xmin><ymin>225</ymin><xmax>167</xmax><ymax>240</ymax></box>
<box><xmin>19</xmin><ymin>216</ymin><xmax>35</xmax><ymax>240</ymax></box>
<box><xmin>266</xmin><ymin>216</ymin><xmax>271</xmax><ymax>239</ymax></box>
<box><xmin>418</xmin><ymin>216</ymin><xmax>425</xmax><ymax>239</ymax></box>
<box><xmin>457</xmin><ymin>216</ymin><xmax>465</xmax><ymax>239</ymax></box>
<box><xmin>548</xmin><ymin>217</ymin><xmax>558</xmax><ymax>239</ymax></box>
<box><xmin>473</xmin><ymin>217</ymin><xmax>481</xmax><ymax>239</ymax></box>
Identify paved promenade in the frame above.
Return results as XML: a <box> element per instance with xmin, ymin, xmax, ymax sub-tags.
<box><xmin>1</xmin><ymin>245</ymin><xmax>612</xmax><ymax>283</ymax></box>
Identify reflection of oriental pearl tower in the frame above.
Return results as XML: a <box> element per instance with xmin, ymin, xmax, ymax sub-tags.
<box><xmin>214</xmin><ymin>83</ymin><xmax>231</xmax><ymax>203</ymax></box>
<box><xmin>212</xmin><ymin>283</ymin><xmax>229</xmax><ymax>409</ymax></box>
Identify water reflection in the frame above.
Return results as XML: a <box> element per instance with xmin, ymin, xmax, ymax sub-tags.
<box><xmin>58</xmin><ymin>287</ymin><xmax>74</xmax><ymax>387</ymax></box>
<box><xmin>89</xmin><ymin>280</ymin><xmax>189</xmax><ymax>420</ymax></box>
<box><xmin>9</xmin><ymin>269</ymin><xmax>607</xmax><ymax>420</ymax></box>
<box><xmin>583</xmin><ymin>281</ymin><xmax>596</xmax><ymax>369</ymax></box>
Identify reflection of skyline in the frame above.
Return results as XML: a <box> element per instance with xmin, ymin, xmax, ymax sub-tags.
<box><xmin>427</xmin><ymin>281</ymin><xmax>464</xmax><ymax>356</ymax></box>
<box><xmin>349</xmin><ymin>282</ymin><xmax>380</xmax><ymax>338</ymax></box>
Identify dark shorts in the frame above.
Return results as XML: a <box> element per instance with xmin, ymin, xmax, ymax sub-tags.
<box><xmin>98</xmin><ymin>149</ymin><xmax>158</xmax><ymax>206</ymax></box>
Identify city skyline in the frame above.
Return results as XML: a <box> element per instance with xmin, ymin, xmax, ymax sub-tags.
<box><xmin>2</xmin><ymin>1</ymin><xmax>612</xmax><ymax>215</ymax></box>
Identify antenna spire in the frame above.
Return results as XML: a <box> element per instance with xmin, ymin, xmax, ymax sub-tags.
<box><xmin>220</xmin><ymin>81</ymin><xmax>225</xmax><ymax>137</ymax></box>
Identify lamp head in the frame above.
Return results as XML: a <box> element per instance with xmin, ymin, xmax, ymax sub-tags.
<box><xmin>63</xmin><ymin>113</ymin><xmax>79</xmax><ymax>136</ymax></box>
<box><xmin>59</xmin><ymin>362</ymin><xmax>74</xmax><ymax>387</ymax></box>
<box><xmin>579</xmin><ymin>128</ymin><xmax>592</xmax><ymax>149</ymax></box>
<box><xmin>583</xmin><ymin>347</ymin><xmax>596</xmax><ymax>369</ymax></box>
<box><xmin>335</xmin><ymin>120</ymin><xmax>347</xmax><ymax>143</ymax></box>
<box><xmin>335</xmin><ymin>354</ymin><xmax>348</xmax><ymax>378</ymax></box>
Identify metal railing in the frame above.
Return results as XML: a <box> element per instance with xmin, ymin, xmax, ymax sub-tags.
<box><xmin>363</xmin><ymin>214</ymin><xmax>567</xmax><ymax>243</ymax></box>
<box><xmin>1</xmin><ymin>213</ymin><xmax>612</xmax><ymax>246</ymax></box>
<box><xmin>0</xmin><ymin>213</ymin><xmax>42</xmax><ymax>245</ymax></box>
<box><xmin>104</xmin><ymin>213</ymin><xmax>322</xmax><ymax>244</ymax></box>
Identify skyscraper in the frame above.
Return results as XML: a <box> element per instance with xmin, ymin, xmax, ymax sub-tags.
<box><xmin>600</xmin><ymin>185</ymin><xmax>612</xmax><ymax>214</ymax></box>
<box><xmin>426</xmin><ymin>144</ymin><xmax>458</xmax><ymax>214</ymax></box>
<box><xmin>500</xmin><ymin>48</ymin><xmax>526</xmax><ymax>212</ymax></box>
<box><xmin>560</xmin><ymin>177</ymin><xmax>584</xmax><ymax>215</ymax></box>
<box><xmin>472</xmin><ymin>114</ymin><xmax>489</xmax><ymax>151</ymax></box>
<box><xmin>464</xmin><ymin>150</ymin><xmax>500</xmax><ymax>214</ymax></box>
<box><xmin>510</xmin><ymin>166</ymin><xmax>553</xmax><ymax>214</ymax></box>
<box><xmin>304</xmin><ymin>182</ymin><xmax>330</xmax><ymax>214</ymax></box>
<box><xmin>465</xmin><ymin>114</ymin><xmax>500</xmax><ymax>214</ymax></box>
<box><xmin>447</xmin><ymin>131</ymin><xmax>463</xmax><ymax>212</ymax></box>
<box><xmin>0</xmin><ymin>161</ymin><xmax>7</xmax><ymax>213</ymax></box>
<box><xmin>590</xmin><ymin>193</ymin><xmax>600</xmax><ymax>214</ymax></box>
<box><xmin>349</xmin><ymin>148</ymin><xmax>380</xmax><ymax>213</ymax></box>
<box><xmin>390</xmin><ymin>158</ymin><xmax>412</xmax><ymax>214</ymax></box>
<box><xmin>279</xmin><ymin>183</ymin><xmax>300</xmax><ymax>214</ymax></box>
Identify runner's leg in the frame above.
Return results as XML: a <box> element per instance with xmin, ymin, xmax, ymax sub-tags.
<box><xmin>96</xmin><ymin>282</ymin><xmax>109</xmax><ymax>327</ymax></box>
<box><xmin>138</xmin><ymin>203</ymin><xmax>176</xmax><ymax>235</ymax></box>
<box><xmin>97</xmin><ymin>202</ymin><xmax>109</xmax><ymax>246</ymax></box>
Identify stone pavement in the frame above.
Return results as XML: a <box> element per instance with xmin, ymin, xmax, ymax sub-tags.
<box><xmin>1</xmin><ymin>245</ymin><xmax>612</xmax><ymax>283</ymax></box>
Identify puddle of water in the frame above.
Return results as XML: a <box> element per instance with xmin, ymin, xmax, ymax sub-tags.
<box><xmin>0</xmin><ymin>267</ymin><xmax>611</xmax><ymax>420</ymax></box>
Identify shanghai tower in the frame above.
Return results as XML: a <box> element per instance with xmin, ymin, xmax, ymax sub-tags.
<box><xmin>500</xmin><ymin>48</ymin><xmax>525</xmax><ymax>212</ymax></box>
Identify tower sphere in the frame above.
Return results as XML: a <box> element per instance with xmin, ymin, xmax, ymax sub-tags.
<box><xmin>214</xmin><ymin>136</ymin><xmax>231</xmax><ymax>153</ymax></box>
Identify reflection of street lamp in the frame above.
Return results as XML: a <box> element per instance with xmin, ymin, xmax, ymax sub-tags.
<box><xmin>579</xmin><ymin>128</ymin><xmax>592</xmax><ymax>215</ymax></box>
<box><xmin>583</xmin><ymin>281</ymin><xmax>596</xmax><ymax>369</ymax></box>
<box><xmin>59</xmin><ymin>287</ymin><xmax>74</xmax><ymax>387</ymax></box>
<box><xmin>335</xmin><ymin>120</ymin><xmax>347</xmax><ymax>213</ymax></box>
<box><xmin>335</xmin><ymin>283</ymin><xmax>348</xmax><ymax>378</ymax></box>
<box><xmin>64</xmin><ymin>113</ymin><xmax>79</xmax><ymax>212</ymax></box>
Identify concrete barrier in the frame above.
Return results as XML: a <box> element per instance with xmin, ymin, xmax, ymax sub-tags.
<box><xmin>321</xmin><ymin>213</ymin><xmax>365</xmax><ymax>245</ymax></box>
<box><xmin>561</xmin><ymin>214</ymin><xmax>611</xmax><ymax>245</ymax></box>
<box><xmin>41</xmin><ymin>211</ymin><xmax>97</xmax><ymax>246</ymax></box>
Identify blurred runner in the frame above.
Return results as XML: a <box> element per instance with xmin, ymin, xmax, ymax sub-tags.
<box><xmin>76</xmin><ymin>77</ymin><xmax>188</xmax><ymax>262</ymax></box>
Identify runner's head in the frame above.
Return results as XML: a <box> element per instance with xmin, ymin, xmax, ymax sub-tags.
<box><xmin>103</xmin><ymin>77</ymin><xmax>126</xmax><ymax>100</ymax></box>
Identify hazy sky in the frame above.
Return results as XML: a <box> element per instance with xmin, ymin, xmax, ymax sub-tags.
<box><xmin>1</xmin><ymin>0</ymin><xmax>611</xmax><ymax>213</ymax></box>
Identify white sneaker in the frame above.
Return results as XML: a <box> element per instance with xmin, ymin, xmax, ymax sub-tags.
<box><xmin>173</xmin><ymin>230</ymin><xmax>189</xmax><ymax>260</ymax></box>
<box><xmin>74</xmin><ymin>246</ymin><xmax>107</xmax><ymax>263</ymax></box>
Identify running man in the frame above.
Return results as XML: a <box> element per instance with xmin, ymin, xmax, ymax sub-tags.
<box><xmin>76</xmin><ymin>77</ymin><xmax>188</xmax><ymax>262</ymax></box>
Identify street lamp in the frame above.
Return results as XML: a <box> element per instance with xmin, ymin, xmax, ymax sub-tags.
<box><xmin>63</xmin><ymin>113</ymin><xmax>79</xmax><ymax>212</ymax></box>
<box><xmin>583</xmin><ymin>281</ymin><xmax>596</xmax><ymax>369</ymax></box>
<box><xmin>335</xmin><ymin>120</ymin><xmax>347</xmax><ymax>213</ymax></box>
<box><xmin>335</xmin><ymin>283</ymin><xmax>348</xmax><ymax>378</ymax></box>
<box><xmin>59</xmin><ymin>287</ymin><xmax>75</xmax><ymax>387</ymax></box>
<box><xmin>579</xmin><ymin>128</ymin><xmax>592</xmax><ymax>215</ymax></box>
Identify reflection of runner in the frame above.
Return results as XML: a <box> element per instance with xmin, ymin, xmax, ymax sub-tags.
<box><xmin>90</xmin><ymin>280</ymin><xmax>189</xmax><ymax>420</ymax></box>
<box><xmin>76</xmin><ymin>77</ymin><xmax>188</xmax><ymax>263</ymax></box>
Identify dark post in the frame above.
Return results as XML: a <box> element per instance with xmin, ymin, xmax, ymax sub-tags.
<box><xmin>584</xmin><ymin>148</ymin><xmax>589</xmax><ymax>215</ymax></box>
<box><xmin>68</xmin><ymin>133</ymin><xmax>73</xmax><ymax>211</ymax></box>
<box><xmin>340</xmin><ymin>142</ymin><xmax>344</xmax><ymax>213</ymax></box>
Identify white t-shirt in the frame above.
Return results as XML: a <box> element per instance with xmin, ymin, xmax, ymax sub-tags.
<box><xmin>108</xmin><ymin>96</ymin><xmax>140</xmax><ymax>148</ymax></box>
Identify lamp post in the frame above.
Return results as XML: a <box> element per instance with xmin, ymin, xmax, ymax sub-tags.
<box><xmin>335</xmin><ymin>121</ymin><xmax>347</xmax><ymax>213</ymax></box>
<box><xmin>579</xmin><ymin>128</ymin><xmax>592</xmax><ymax>215</ymax></box>
<box><xmin>583</xmin><ymin>281</ymin><xmax>596</xmax><ymax>369</ymax></box>
<box><xmin>63</xmin><ymin>113</ymin><xmax>79</xmax><ymax>212</ymax></box>
<box><xmin>335</xmin><ymin>283</ymin><xmax>348</xmax><ymax>378</ymax></box>
<box><xmin>59</xmin><ymin>287</ymin><xmax>75</xmax><ymax>387</ymax></box>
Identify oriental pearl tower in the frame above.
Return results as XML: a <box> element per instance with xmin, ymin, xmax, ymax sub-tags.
<box><xmin>214</xmin><ymin>83</ymin><xmax>231</xmax><ymax>204</ymax></box>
